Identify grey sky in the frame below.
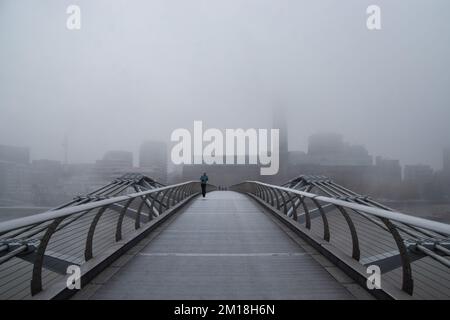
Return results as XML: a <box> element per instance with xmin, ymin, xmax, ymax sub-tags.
<box><xmin>0</xmin><ymin>0</ymin><xmax>449</xmax><ymax>169</ymax></box>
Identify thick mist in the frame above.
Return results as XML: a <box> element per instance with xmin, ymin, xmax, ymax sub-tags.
<box><xmin>1</xmin><ymin>0</ymin><xmax>449</xmax><ymax>169</ymax></box>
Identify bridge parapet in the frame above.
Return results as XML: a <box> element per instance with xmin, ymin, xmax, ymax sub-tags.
<box><xmin>0</xmin><ymin>176</ymin><xmax>215</xmax><ymax>299</ymax></box>
<box><xmin>231</xmin><ymin>179</ymin><xmax>450</xmax><ymax>299</ymax></box>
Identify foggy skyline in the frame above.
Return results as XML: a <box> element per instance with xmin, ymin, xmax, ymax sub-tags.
<box><xmin>1</xmin><ymin>0</ymin><xmax>450</xmax><ymax>169</ymax></box>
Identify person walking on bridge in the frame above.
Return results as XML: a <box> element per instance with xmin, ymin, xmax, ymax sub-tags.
<box><xmin>200</xmin><ymin>172</ymin><xmax>209</xmax><ymax>198</ymax></box>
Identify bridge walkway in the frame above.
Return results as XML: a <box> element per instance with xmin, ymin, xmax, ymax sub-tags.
<box><xmin>77</xmin><ymin>191</ymin><xmax>362</xmax><ymax>299</ymax></box>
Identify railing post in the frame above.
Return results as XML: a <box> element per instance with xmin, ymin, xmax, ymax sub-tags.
<box><xmin>183</xmin><ymin>185</ymin><xmax>190</xmax><ymax>197</ymax></box>
<box><xmin>311</xmin><ymin>198</ymin><xmax>330</xmax><ymax>241</ymax></box>
<box><xmin>259</xmin><ymin>185</ymin><xmax>266</xmax><ymax>200</ymax></box>
<box><xmin>272</xmin><ymin>188</ymin><xmax>281</xmax><ymax>210</ymax></box>
<box><xmin>263</xmin><ymin>186</ymin><xmax>271</xmax><ymax>204</ymax></box>
<box><xmin>85</xmin><ymin>206</ymin><xmax>109</xmax><ymax>261</ymax></box>
<box><xmin>335</xmin><ymin>205</ymin><xmax>360</xmax><ymax>261</ymax></box>
<box><xmin>166</xmin><ymin>187</ymin><xmax>176</xmax><ymax>208</ymax></box>
<box><xmin>255</xmin><ymin>184</ymin><xmax>263</xmax><ymax>200</ymax></box>
<box><xmin>254</xmin><ymin>184</ymin><xmax>261</xmax><ymax>198</ymax></box>
<box><xmin>286</xmin><ymin>192</ymin><xmax>298</xmax><ymax>221</ymax></box>
<box><xmin>159</xmin><ymin>189</ymin><xmax>170</xmax><ymax>213</ymax></box>
<box><xmin>298</xmin><ymin>195</ymin><xmax>311</xmax><ymax>229</ymax></box>
<box><xmin>186</xmin><ymin>184</ymin><xmax>193</xmax><ymax>196</ymax></box>
<box><xmin>278</xmin><ymin>190</ymin><xmax>288</xmax><ymax>215</ymax></box>
<box><xmin>183</xmin><ymin>184</ymin><xmax>189</xmax><ymax>199</ymax></box>
<box><xmin>135</xmin><ymin>196</ymin><xmax>148</xmax><ymax>229</ymax></box>
<box><xmin>255</xmin><ymin>184</ymin><xmax>262</xmax><ymax>198</ymax></box>
<box><xmin>266</xmin><ymin>187</ymin><xmax>275</xmax><ymax>207</ymax></box>
<box><xmin>150</xmin><ymin>190</ymin><xmax>162</xmax><ymax>218</ymax></box>
<box><xmin>31</xmin><ymin>217</ymin><xmax>65</xmax><ymax>295</ymax></box>
<box><xmin>380</xmin><ymin>218</ymin><xmax>414</xmax><ymax>295</ymax></box>
<box><xmin>177</xmin><ymin>185</ymin><xmax>186</xmax><ymax>201</ymax></box>
<box><xmin>146</xmin><ymin>193</ymin><xmax>158</xmax><ymax>220</ymax></box>
<box><xmin>172</xmin><ymin>187</ymin><xmax>181</xmax><ymax>206</ymax></box>
<box><xmin>116</xmin><ymin>198</ymin><xmax>134</xmax><ymax>241</ymax></box>
<box><xmin>257</xmin><ymin>184</ymin><xmax>265</xmax><ymax>202</ymax></box>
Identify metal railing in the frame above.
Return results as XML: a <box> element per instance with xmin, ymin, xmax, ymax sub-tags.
<box><xmin>0</xmin><ymin>180</ymin><xmax>215</xmax><ymax>299</ymax></box>
<box><xmin>231</xmin><ymin>178</ymin><xmax>450</xmax><ymax>298</ymax></box>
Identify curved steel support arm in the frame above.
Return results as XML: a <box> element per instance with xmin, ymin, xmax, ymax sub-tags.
<box><xmin>159</xmin><ymin>189</ymin><xmax>170</xmax><ymax>214</ymax></box>
<box><xmin>85</xmin><ymin>206</ymin><xmax>109</xmax><ymax>261</ymax></box>
<box><xmin>287</xmin><ymin>192</ymin><xmax>298</xmax><ymax>221</ymax></box>
<box><xmin>165</xmin><ymin>188</ymin><xmax>176</xmax><ymax>210</ymax></box>
<box><xmin>298</xmin><ymin>195</ymin><xmax>311</xmax><ymax>229</ymax></box>
<box><xmin>276</xmin><ymin>189</ymin><xmax>288</xmax><ymax>215</ymax></box>
<box><xmin>135</xmin><ymin>196</ymin><xmax>148</xmax><ymax>230</ymax></box>
<box><xmin>311</xmin><ymin>198</ymin><xmax>330</xmax><ymax>242</ymax></box>
<box><xmin>267</xmin><ymin>187</ymin><xmax>276</xmax><ymax>208</ymax></box>
<box><xmin>262</xmin><ymin>186</ymin><xmax>270</xmax><ymax>203</ymax></box>
<box><xmin>115</xmin><ymin>198</ymin><xmax>134</xmax><ymax>241</ymax></box>
<box><xmin>335</xmin><ymin>205</ymin><xmax>360</xmax><ymax>261</ymax></box>
<box><xmin>31</xmin><ymin>217</ymin><xmax>65</xmax><ymax>295</ymax></box>
<box><xmin>380</xmin><ymin>218</ymin><xmax>414</xmax><ymax>295</ymax></box>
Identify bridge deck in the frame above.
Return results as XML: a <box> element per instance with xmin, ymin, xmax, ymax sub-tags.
<box><xmin>87</xmin><ymin>191</ymin><xmax>355</xmax><ymax>299</ymax></box>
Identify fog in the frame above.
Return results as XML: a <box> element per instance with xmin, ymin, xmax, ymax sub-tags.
<box><xmin>1</xmin><ymin>0</ymin><xmax>449</xmax><ymax>169</ymax></box>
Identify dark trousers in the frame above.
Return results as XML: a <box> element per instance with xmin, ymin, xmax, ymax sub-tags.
<box><xmin>201</xmin><ymin>183</ymin><xmax>206</xmax><ymax>197</ymax></box>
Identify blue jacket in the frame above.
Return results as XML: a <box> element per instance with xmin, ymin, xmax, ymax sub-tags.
<box><xmin>200</xmin><ymin>175</ymin><xmax>208</xmax><ymax>184</ymax></box>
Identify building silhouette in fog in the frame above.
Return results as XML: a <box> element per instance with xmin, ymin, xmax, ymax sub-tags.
<box><xmin>307</xmin><ymin>133</ymin><xmax>372</xmax><ymax>166</ymax></box>
<box><xmin>0</xmin><ymin>145</ymin><xmax>29</xmax><ymax>164</ymax></box>
<box><xmin>287</xmin><ymin>136</ymin><xmax>404</xmax><ymax>196</ymax></box>
<box><xmin>374</xmin><ymin>156</ymin><xmax>402</xmax><ymax>183</ymax></box>
<box><xmin>289</xmin><ymin>133</ymin><xmax>372</xmax><ymax>167</ymax></box>
<box><xmin>404</xmin><ymin>164</ymin><xmax>435</xmax><ymax>200</ymax></box>
<box><xmin>182</xmin><ymin>106</ymin><xmax>290</xmax><ymax>186</ymax></box>
<box><xmin>139</xmin><ymin>141</ymin><xmax>167</xmax><ymax>183</ymax></box>
<box><xmin>0</xmin><ymin>145</ymin><xmax>32</xmax><ymax>205</ymax></box>
<box><xmin>30</xmin><ymin>159</ymin><xmax>64</xmax><ymax>205</ymax></box>
<box><xmin>404</xmin><ymin>164</ymin><xmax>434</xmax><ymax>183</ymax></box>
<box><xmin>95</xmin><ymin>150</ymin><xmax>134</xmax><ymax>181</ymax></box>
<box><xmin>444</xmin><ymin>148</ymin><xmax>450</xmax><ymax>173</ymax></box>
<box><xmin>96</xmin><ymin>151</ymin><xmax>133</xmax><ymax>168</ymax></box>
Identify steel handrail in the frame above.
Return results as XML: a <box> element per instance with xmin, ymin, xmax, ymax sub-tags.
<box><xmin>232</xmin><ymin>180</ymin><xmax>450</xmax><ymax>296</ymax></box>
<box><xmin>0</xmin><ymin>180</ymin><xmax>216</xmax><ymax>298</ymax></box>
<box><xmin>0</xmin><ymin>181</ymin><xmax>204</xmax><ymax>235</ymax></box>
<box><xmin>244</xmin><ymin>181</ymin><xmax>450</xmax><ymax>236</ymax></box>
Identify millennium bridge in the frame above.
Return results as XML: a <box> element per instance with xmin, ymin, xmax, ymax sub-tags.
<box><xmin>0</xmin><ymin>173</ymin><xmax>449</xmax><ymax>300</ymax></box>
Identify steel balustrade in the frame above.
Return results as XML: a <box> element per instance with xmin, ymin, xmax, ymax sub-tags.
<box><xmin>0</xmin><ymin>177</ymin><xmax>216</xmax><ymax>299</ymax></box>
<box><xmin>1</xmin><ymin>171</ymin><xmax>449</xmax><ymax>299</ymax></box>
<box><xmin>231</xmin><ymin>178</ymin><xmax>450</xmax><ymax>298</ymax></box>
